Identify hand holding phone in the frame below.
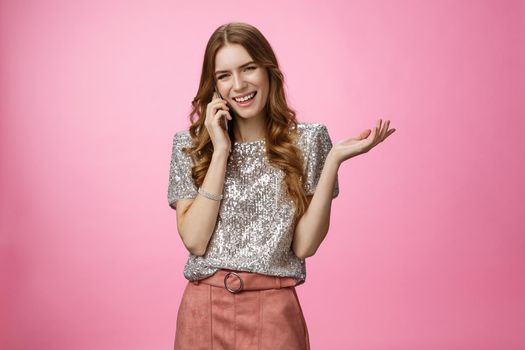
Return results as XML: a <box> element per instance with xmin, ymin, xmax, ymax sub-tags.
<box><xmin>205</xmin><ymin>89</ymin><xmax>232</xmax><ymax>154</ymax></box>
<box><xmin>215</xmin><ymin>91</ymin><xmax>228</xmax><ymax>131</ymax></box>
<box><xmin>214</xmin><ymin>88</ymin><xmax>236</xmax><ymax>131</ymax></box>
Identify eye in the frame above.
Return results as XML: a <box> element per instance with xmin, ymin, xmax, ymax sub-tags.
<box><xmin>217</xmin><ymin>66</ymin><xmax>256</xmax><ymax>80</ymax></box>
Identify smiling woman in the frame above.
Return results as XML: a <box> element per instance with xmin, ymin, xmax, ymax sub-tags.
<box><xmin>167</xmin><ymin>21</ymin><xmax>395</xmax><ymax>350</ymax></box>
<box><xmin>213</xmin><ymin>44</ymin><xmax>270</xmax><ymax>139</ymax></box>
<box><xmin>168</xmin><ymin>22</ymin><xmax>319</xmax><ymax>350</ymax></box>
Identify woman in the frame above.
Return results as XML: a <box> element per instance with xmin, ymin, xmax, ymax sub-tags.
<box><xmin>167</xmin><ymin>22</ymin><xmax>395</xmax><ymax>350</ymax></box>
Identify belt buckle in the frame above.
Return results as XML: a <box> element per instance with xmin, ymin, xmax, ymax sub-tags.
<box><xmin>224</xmin><ymin>271</ymin><xmax>244</xmax><ymax>294</ymax></box>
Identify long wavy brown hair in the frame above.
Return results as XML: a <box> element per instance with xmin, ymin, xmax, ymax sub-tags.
<box><xmin>183</xmin><ymin>22</ymin><xmax>309</xmax><ymax>221</ymax></box>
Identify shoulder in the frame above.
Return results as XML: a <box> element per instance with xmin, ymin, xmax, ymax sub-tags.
<box><xmin>296</xmin><ymin>122</ymin><xmax>328</xmax><ymax>136</ymax></box>
<box><xmin>172</xmin><ymin>129</ymin><xmax>193</xmax><ymax>148</ymax></box>
<box><xmin>295</xmin><ymin>122</ymin><xmax>329</xmax><ymax>147</ymax></box>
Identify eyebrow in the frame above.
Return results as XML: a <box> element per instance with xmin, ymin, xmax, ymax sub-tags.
<box><xmin>215</xmin><ymin>61</ymin><xmax>256</xmax><ymax>75</ymax></box>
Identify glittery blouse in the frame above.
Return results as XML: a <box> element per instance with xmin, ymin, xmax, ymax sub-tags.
<box><xmin>167</xmin><ymin>122</ymin><xmax>339</xmax><ymax>286</ymax></box>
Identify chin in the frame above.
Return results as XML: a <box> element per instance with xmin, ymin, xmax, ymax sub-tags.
<box><xmin>235</xmin><ymin>110</ymin><xmax>254</xmax><ymax>119</ymax></box>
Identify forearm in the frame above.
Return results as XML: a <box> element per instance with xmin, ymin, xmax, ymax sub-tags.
<box><xmin>293</xmin><ymin>151</ymin><xmax>340</xmax><ymax>258</ymax></box>
<box><xmin>179</xmin><ymin>151</ymin><xmax>229</xmax><ymax>255</ymax></box>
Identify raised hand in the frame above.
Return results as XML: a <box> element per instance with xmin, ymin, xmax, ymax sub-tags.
<box><xmin>331</xmin><ymin>118</ymin><xmax>396</xmax><ymax>164</ymax></box>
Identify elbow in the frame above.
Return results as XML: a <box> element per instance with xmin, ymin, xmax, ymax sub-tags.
<box><xmin>298</xmin><ymin>250</ymin><xmax>315</xmax><ymax>259</ymax></box>
<box><xmin>183</xmin><ymin>238</ymin><xmax>207</xmax><ymax>257</ymax></box>
<box><xmin>293</xmin><ymin>246</ymin><xmax>314</xmax><ymax>260</ymax></box>
<box><xmin>292</xmin><ymin>239</ymin><xmax>309</xmax><ymax>260</ymax></box>
<box><xmin>177</xmin><ymin>227</ymin><xmax>206</xmax><ymax>257</ymax></box>
<box><xmin>188</xmin><ymin>245</ymin><xmax>207</xmax><ymax>257</ymax></box>
<box><xmin>178</xmin><ymin>231</ymin><xmax>206</xmax><ymax>257</ymax></box>
<box><xmin>295</xmin><ymin>252</ymin><xmax>308</xmax><ymax>260</ymax></box>
<box><xmin>295</xmin><ymin>251</ymin><xmax>312</xmax><ymax>260</ymax></box>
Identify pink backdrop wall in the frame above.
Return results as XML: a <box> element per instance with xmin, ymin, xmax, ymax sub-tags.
<box><xmin>1</xmin><ymin>0</ymin><xmax>524</xmax><ymax>349</ymax></box>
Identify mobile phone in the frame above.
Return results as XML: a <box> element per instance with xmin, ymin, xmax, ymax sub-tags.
<box><xmin>214</xmin><ymin>87</ymin><xmax>235</xmax><ymax>131</ymax></box>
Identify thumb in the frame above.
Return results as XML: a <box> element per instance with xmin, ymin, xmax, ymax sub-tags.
<box><xmin>357</xmin><ymin>129</ymin><xmax>372</xmax><ymax>140</ymax></box>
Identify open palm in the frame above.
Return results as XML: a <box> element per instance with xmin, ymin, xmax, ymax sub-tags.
<box><xmin>332</xmin><ymin>119</ymin><xmax>396</xmax><ymax>163</ymax></box>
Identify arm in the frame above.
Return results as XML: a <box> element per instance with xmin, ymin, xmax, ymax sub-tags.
<box><xmin>176</xmin><ymin>150</ymin><xmax>229</xmax><ymax>256</ymax></box>
<box><xmin>292</xmin><ymin>151</ymin><xmax>340</xmax><ymax>259</ymax></box>
<box><xmin>292</xmin><ymin>118</ymin><xmax>396</xmax><ymax>258</ymax></box>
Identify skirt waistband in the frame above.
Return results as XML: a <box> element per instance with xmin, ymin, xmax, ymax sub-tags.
<box><xmin>191</xmin><ymin>269</ymin><xmax>298</xmax><ymax>293</ymax></box>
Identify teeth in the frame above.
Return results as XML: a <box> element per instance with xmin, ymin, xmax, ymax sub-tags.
<box><xmin>234</xmin><ymin>92</ymin><xmax>255</xmax><ymax>102</ymax></box>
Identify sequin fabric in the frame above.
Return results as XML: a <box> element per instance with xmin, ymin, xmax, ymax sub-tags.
<box><xmin>167</xmin><ymin>122</ymin><xmax>339</xmax><ymax>286</ymax></box>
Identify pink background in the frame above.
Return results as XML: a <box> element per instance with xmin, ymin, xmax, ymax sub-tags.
<box><xmin>1</xmin><ymin>0</ymin><xmax>524</xmax><ymax>349</ymax></box>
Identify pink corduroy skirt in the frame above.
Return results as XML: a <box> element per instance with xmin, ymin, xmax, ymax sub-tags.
<box><xmin>174</xmin><ymin>269</ymin><xmax>310</xmax><ymax>350</ymax></box>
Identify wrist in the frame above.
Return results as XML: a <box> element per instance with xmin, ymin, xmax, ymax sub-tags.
<box><xmin>212</xmin><ymin>149</ymin><xmax>230</xmax><ymax>162</ymax></box>
<box><xmin>326</xmin><ymin>149</ymin><xmax>342</xmax><ymax>168</ymax></box>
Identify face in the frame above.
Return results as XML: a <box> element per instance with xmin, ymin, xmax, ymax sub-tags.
<box><xmin>214</xmin><ymin>44</ymin><xmax>269</xmax><ymax>120</ymax></box>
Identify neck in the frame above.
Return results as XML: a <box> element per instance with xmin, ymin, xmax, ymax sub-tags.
<box><xmin>233</xmin><ymin>112</ymin><xmax>267</xmax><ymax>142</ymax></box>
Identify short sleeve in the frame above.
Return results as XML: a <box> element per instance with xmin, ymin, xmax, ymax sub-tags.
<box><xmin>303</xmin><ymin>124</ymin><xmax>339</xmax><ymax>198</ymax></box>
<box><xmin>167</xmin><ymin>132</ymin><xmax>198</xmax><ymax>210</ymax></box>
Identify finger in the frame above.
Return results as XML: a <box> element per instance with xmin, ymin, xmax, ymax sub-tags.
<box><xmin>356</xmin><ymin>133</ymin><xmax>366</xmax><ymax>141</ymax></box>
<box><xmin>219</xmin><ymin>110</ymin><xmax>232</xmax><ymax>126</ymax></box>
<box><xmin>214</xmin><ymin>111</ymin><xmax>228</xmax><ymax>129</ymax></box>
<box><xmin>378</xmin><ymin>125</ymin><xmax>395</xmax><ymax>144</ymax></box>
<box><xmin>379</xmin><ymin>120</ymin><xmax>390</xmax><ymax>141</ymax></box>
<box><xmin>338</xmin><ymin>135</ymin><xmax>358</xmax><ymax>144</ymax></box>
<box><xmin>210</xmin><ymin>111</ymin><xmax>224</xmax><ymax>130</ymax></box>
<box><xmin>214</xmin><ymin>110</ymin><xmax>231</xmax><ymax>123</ymax></box>
<box><xmin>212</xmin><ymin>96</ymin><xmax>229</xmax><ymax>105</ymax></box>
<box><xmin>372</xmin><ymin>119</ymin><xmax>381</xmax><ymax>145</ymax></box>
<box><xmin>213</xmin><ymin>100</ymin><xmax>229</xmax><ymax>110</ymax></box>
<box><xmin>348</xmin><ymin>130</ymin><xmax>368</xmax><ymax>142</ymax></box>
<box><xmin>212</xmin><ymin>91</ymin><xmax>226</xmax><ymax>104</ymax></box>
<box><xmin>361</xmin><ymin>129</ymin><xmax>375</xmax><ymax>146</ymax></box>
<box><xmin>383</xmin><ymin>121</ymin><xmax>396</xmax><ymax>140</ymax></box>
<box><xmin>211</xmin><ymin>96</ymin><xmax>226</xmax><ymax>106</ymax></box>
<box><xmin>386</xmin><ymin>128</ymin><xmax>396</xmax><ymax>137</ymax></box>
<box><xmin>372</xmin><ymin>120</ymin><xmax>384</xmax><ymax>146</ymax></box>
<box><xmin>207</xmin><ymin>95</ymin><xmax>222</xmax><ymax>116</ymax></box>
<box><xmin>209</xmin><ymin>101</ymin><xmax>230</xmax><ymax>116</ymax></box>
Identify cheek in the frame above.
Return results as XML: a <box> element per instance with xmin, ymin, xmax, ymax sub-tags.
<box><xmin>252</xmin><ymin>72</ymin><xmax>268</xmax><ymax>87</ymax></box>
<box><xmin>217</xmin><ymin>84</ymin><xmax>230</xmax><ymax>97</ymax></box>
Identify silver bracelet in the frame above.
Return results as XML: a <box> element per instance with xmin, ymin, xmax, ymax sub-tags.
<box><xmin>198</xmin><ymin>187</ymin><xmax>223</xmax><ymax>201</ymax></box>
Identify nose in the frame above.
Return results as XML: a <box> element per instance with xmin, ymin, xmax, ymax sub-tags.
<box><xmin>232</xmin><ymin>72</ymin><xmax>247</xmax><ymax>92</ymax></box>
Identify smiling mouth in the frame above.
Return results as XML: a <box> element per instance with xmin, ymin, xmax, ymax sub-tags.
<box><xmin>233</xmin><ymin>91</ymin><xmax>257</xmax><ymax>103</ymax></box>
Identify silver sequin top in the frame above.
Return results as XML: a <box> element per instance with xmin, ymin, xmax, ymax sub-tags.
<box><xmin>167</xmin><ymin>122</ymin><xmax>339</xmax><ymax>286</ymax></box>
